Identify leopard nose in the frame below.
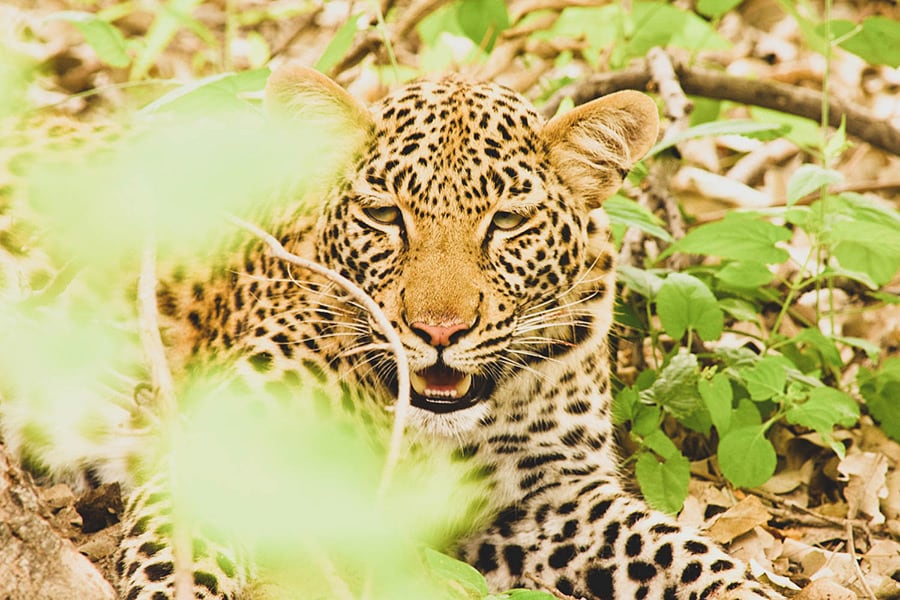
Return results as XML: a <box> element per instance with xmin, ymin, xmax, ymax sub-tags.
<box><xmin>410</xmin><ymin>321</ymin><xmax>471</xmax><ymax>347</ymax></box>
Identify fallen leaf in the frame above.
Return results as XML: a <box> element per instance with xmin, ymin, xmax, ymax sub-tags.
<box><xmin>749</xmin><ymin>557</ymin><xmax>801</xmax><ymax>591</ymax></box>
<box><xmin>760</xmin><ymin>468</ymin><xmax>805</xmax><ymax>494</ymax></box>
<box><xmin>863</xmin><ymin>539</ymin><xmax>900</xmax><ymax>581</ymax></box>
<box><xmin>708</xmin><ymin>494</ymin><xmax>771</xmax><ymax>544</ymax></box>
<box><xmin>793</xmin><ymin>578</ymin><xmax>855</xmax><ymax>600</ymax></box>
<box><xmin>837</xmin><ymin>451</ymin><xmax>888</xmax><ymax>525</ymax></box>
<box><xmin>782</xmin><ymin>539</ymin><xmax>860</xmax><ymax>587</ymax></box>
<box><xmin>885</xmin><ymin>469</ymin><xmax>900</xmax><ymax>522</ymax></box>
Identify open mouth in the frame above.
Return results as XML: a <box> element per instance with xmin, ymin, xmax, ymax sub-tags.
<box><xmin>407</xmin><ymin>364</ymin><xmax>487</xmax><ymax>414</ymax></box>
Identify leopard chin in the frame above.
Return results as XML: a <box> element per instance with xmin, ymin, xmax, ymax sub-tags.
<box><xmin>404</xmin><ymin>401</ymin><xmax>491</xmax><ymax>438</ymax></box>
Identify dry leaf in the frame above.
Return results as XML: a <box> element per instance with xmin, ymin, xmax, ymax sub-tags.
<box><xmin>782</xmin><ymin>539</ymin><xmax>859</xmax><ymax>587</ymax></box>
<box><xmin>884</xmin><ymin>469</ymin><xmax>900</xmax><ymax>522</ymax></box>
<box><xmin>793</xmin><ymin>578</ymin><xmax>856</xmax><ymax>600</ymax></box>
<box><xmin>863</xmin><ymin>539</ymin><xmax>900</xmax><ymax>582</ymax></box>
<box><xmin>707</xmin><ymin>494</ymin><xmax>772</xmax><ymax>544</ymax></box>
<box><xmin>760</xmin><ymin>468</ymin><xmax>806</xmax><ymax>494</ymax></box>
<box><xmin>837</xmin><ymin>451</ymin><xmax>889</xmax><ymax>525</ymax></box>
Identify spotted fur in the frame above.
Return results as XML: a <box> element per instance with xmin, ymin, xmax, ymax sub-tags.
<box><xmin>107</xmin><ymin>67</ymin><xmax>786</xmax><ymax>598</ymax></box>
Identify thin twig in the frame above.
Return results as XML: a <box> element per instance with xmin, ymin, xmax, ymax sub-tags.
<box><xmin>752</xmin><ymin>489</ymin><xmax>869</xmax><ymax>533</ymax></box>
<box><xmin>844</xmin><ymin>487</ymin><xmax>878</xmax><ymax>600</ymax></box>
<box><xmin>846</xmin><ymin>520</ymin><xmax>878</xmax><ymax>600</ymax></box>
<box><xmin>137</xmin><ymin>244</ymin><xmax>177</xmax><ymax>420</ymax></box>
<box><xmin>137</xmin><ymin>243</ymin><xmax>191</xmax><ymax>599</ymax></box>
<box><xmin>226</xmin><ymin>214</ymin><xmax>411</xmax><ymax>499</ymax></box>
<box><xmin>329</xmin><ymin>0</ymin><xmax>455</xmax><ymax>78</ymax></box>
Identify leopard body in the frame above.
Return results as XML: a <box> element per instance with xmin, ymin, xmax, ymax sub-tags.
<box><xmin>17</xmin><ymin>67</ymin><xmax>786</xmax><ymax>600</ymax></box>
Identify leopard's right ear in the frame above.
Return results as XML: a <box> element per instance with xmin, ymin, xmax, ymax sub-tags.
<box><xmin>265</xmin><ymin>64</ymin><xmax>374</xmax><ymax>137</ymax></box>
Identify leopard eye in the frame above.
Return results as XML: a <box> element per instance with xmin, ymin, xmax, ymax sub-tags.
<box><xmin>491</xmin><ymin>211</ymin><xmax>527</xmax><ymax>231</ymax></box>
<box><xmin>363</xmin><ymin>205</ymin><xmax>401</xmax><ymax>226</ymax></box>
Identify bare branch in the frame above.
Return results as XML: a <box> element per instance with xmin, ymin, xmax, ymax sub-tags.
<box><xmin>542</xmin><ymin>58</ymin><xmax>900</xmax><ymax>156</ymax></box>
<box><xmin>137</xmin><ymin>244</ymin><xmax>177</xmax><ymax>420</ymax></box>
<box><xmin>137</xmin><ymin>244</ymin><xmax>192</xmax><ymax>599</ymax></box>
<box><xmin>226</xmin><ymin>215</ymin><xmax>411</xmax><ymax>499</ymax></box>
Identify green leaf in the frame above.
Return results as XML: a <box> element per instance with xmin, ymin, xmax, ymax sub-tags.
<box><xmin>612</xmin><ymin>386</ymin><xmax>640</xmax><ymax>424</ymax></box>
<box><xmin>640</xmin><ymin>352</ymin><xmax>703</xmax><ymax>420</ymax></box>
<box><xmin>718</xmin><ymin>425</ymin><xmax>777</xmax><ymax>488</ymax></box>
<box><xmin>643</xmin><ymin>430</ymin><xmax>680</xmax><ymax>459</ymax></box>
<box><xmin>786</xmin><ymin>165</ymin><xmax>844</xmax><ymax>206</ymax></box>
<box><xmin>739</xmin><ymin>356</ymin><xmax>787</xmax><ymax>401</ymax></box>
<box><xmin>717</xmin><ymin>297</ymin><xmax>759</xmax><ymax>323</ymax></box>
<box><xmin>49</xmin><ymin>12</ymin><xmax>130</xmax><ymax>68</ymax></box>
<box><xmin>131</xmin><ymin>0</ymin><xmax>205</xmax><ymax>80</ymax></box>
<box><xmin>604</xmin><ymin>195</ymin><xmax>673</xmax><ymax>242</ymax></box>
<box><xmin>792</xmin><ymin>328</ymin><xmax>843</xmax><ymax>369</ymax></box>
<box><xmin>696</xmin><ymin>0</ymin><xmax>744</xmax><ymax>18</ymax></box>
<box><xmin>536</xmin><ymin>3</ymin><xmax>727</xmax><ymax>68</ymax></box>
<box><xmin>633</xmin><ymin>403</ymin><xmax>662</xmax><ymax>438</ymax></box>
<box><xmin>417</xmin><ymin>3</ymin><xmax>465</xmax><ymax>45</ymax></box>
<box><xmin>656</xmin><ymin>273</ymin><xmax>723</xmax><ymax>341</ymax></box>
<box><xmin>715</xmin><ymin>261</ymin><xmax>773</xmax><ymax>289</ymax></box>
<box><xmin>315</xmin><ymin>15</ymin><xmax>361</xmax><ymax>74</ymax></box>
<box><xmin>667</xmin><ymin>213</ymin><xmax>790</xmax><ymax>264</ymax></box>
<box><xmin>648</xmin><ymin>120</ymin><xmax>787</xmax><ymax>157</ymax></box>
<box><xmin>635</xmin><ymin>450</ymin><xmax>690</xmax><ymax>514</ymax></box>
<box><xmin>823</xmin><ymin>118</ymin><xmax>848</xmax><ymax>165</ymax></box>
<box><xmin>140</xmin><ymin>69</ymin><xmax>269</xmax><ymax>115</ymax></box>
<box><xmin>837</xmin><ymin>336</ymin><xmax>881</xmax><ymax>362</ymax></box>
<box><xmin>825</xmin><ymin>17</ymin><xmax>900</xmax><ymax>67</ymax></box>
<box><xmin>786</xmin><ymin>387</ymin><xmax>859</xmax><ymax>434</ymax></box>
<box><xmin>749</xmin><ymin>106</ymin><xmax>820</xmax><ymax>148</ymax></box>
<box><xmin>858</xmin><ymin>359</ymin><xmax>900</xmax><ymax>441</ymax></box>
<box><xmin>830</xmin><ymin>220</ymin><xmax>900</xmax><ymax>286</ymax></box>
<box><xmin>424</xmin><ymin>547</ymin><xmax>489</xmax><ymax>596</ymax></box>
<box><xmin>617</xmin><ymin>265</ymin><xmax>665</xmax><ymax>299</ymax></box>
<box><xmin>732</xmin><ymin>397</ymin><xmax>763</xmax><ymax>429</ymax></box>
<box><xmin>456</xmin><ymin>0</ymin><xmax>509</xmax><ymax>50</ymax></box>
<box><xmin>627</xmin><ymin>1</ymin><xmax>730</xmax><ymax>57</ymax></box>
<box><xmin>699</xmin><ymin>373</ymin><xmax>733</xmax><ymax>435</ymax></box>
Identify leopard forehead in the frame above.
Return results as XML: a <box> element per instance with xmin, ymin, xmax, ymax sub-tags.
<box><xmin>353</xmin><ymin>78</ymin><xmax>551</xmax><ymax>219</ymax></box>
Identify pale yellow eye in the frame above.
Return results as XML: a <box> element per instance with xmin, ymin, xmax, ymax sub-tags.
<box><xmin>491</xmin><ymin>211</ymin><xmax>526</xmax><ymax>231</ymax></box>
<box><xmin>364</xmin><ymin>206</ymin><xmax>401</xmax><ymax>225</ymax></box>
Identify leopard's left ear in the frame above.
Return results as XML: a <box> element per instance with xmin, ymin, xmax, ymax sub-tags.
<box><xmin>265</xmin><ymin>64</ymin><xmax>373</xmax><ymax>130</ymax></box>
<box><xmin>265</xmin><ymin>65</ymin><xmax>374</xmax><ymax>183</ymax></box>
<box><xmin>543</xmin><ymin>91</ymin><xmax>659</xmax><ymax>209</ymax></box>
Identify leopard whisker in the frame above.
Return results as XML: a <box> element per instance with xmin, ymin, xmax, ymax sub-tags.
<box><xmin>336</xmin><ymin>343</ymin><xmax>393</xmax><ymax>359</ymax></box>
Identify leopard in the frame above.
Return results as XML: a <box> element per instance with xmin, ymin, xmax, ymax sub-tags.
<box><xmin>5</xmin><ymin>65</ymin><xmax>787</xmax><ymax>600</ymax></box>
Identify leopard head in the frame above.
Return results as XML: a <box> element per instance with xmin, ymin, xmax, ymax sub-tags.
<box><xmin>266</xmin><ymin>65</ymin><xmax>659</xmax><ymax>434</ymax></box>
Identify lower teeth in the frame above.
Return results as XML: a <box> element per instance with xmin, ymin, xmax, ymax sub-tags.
<box><xmin>409</xmin><ymin>373</ymin><xmax>473</xmax><ymax>400</ymax></box>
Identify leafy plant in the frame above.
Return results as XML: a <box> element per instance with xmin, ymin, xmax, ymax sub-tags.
<box><xmin>606</xmin><ymin>0</ymin><xmax>900</xmax><ymax>512</ymax></box>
